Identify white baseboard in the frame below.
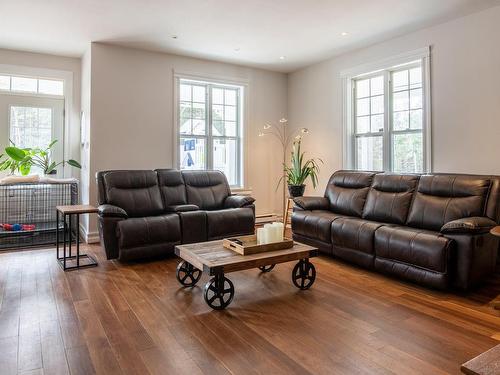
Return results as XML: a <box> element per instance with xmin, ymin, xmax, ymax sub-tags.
<box><xmin>79</xmin><ymin>224</ymin><xmax>100</xmax><ymax>244</ymax></box>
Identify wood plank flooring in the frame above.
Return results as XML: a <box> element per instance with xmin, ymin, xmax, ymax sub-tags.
<box><xmin>0</xmin><ymin>243</ymin><xmax>499</xmax><ymax>375</ymax></box>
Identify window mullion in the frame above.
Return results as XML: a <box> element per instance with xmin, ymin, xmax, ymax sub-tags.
<box><xmin>384</xmin><ymin>70</ymin><xmax>392</xmax><ymax>172</ymax></box>
<box><xmin>206</xmin><ymin>83</ymin><xmax>212</xmax><ymax>170</ymax></box>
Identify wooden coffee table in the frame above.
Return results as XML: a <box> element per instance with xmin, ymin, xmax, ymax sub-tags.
<box><xmin>174</xmin><ymin>240</ymin><xmax>318</xmax><ymax>310</ymax></box>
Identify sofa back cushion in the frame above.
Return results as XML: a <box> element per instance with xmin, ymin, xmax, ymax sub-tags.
<box><xmin>324</xmin><ymin>171</ymin><xmax>375</xmax><ymax>217</ymax></box>
<box><xmin>101</xmin><ymin>170</ymin><xmax>164</xmax><ymax>217</ymax></box>
<box><xmin>155</xmin><ymin>169</ymin><xmax>187</xmax><ymax>206</ymax></box>
<box><xmin>363</xmin><ymin>174</ymin><xmax>419</xmax><ymax>224</ymax></box>
<box><xmin>182</xmin><ymin>170</ymin><xmax>231</xmax><ymax>210</ymax></box>
<box><xmin>406</xmin><ymin>174</ymin><xmax>491</xmax><ymax>231</ymax></box>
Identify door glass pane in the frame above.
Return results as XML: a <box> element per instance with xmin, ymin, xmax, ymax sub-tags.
<box><xmin>38</xmin><ymin>79</ymin><xmax>63</xmax><ymax>95</ymax></box>
<box><xmin>356</xmin><ymin>136</ymin><xmax>382</xmax><ymax>171</ymax></box>
<box><xmin>11</xmin><ymin>76</ymin><xmax>37</xmax><ymax>93</ymax></box>
<box><xmin>180</xmin><ymin>137</ymin><xmax>206</xmax><ymax>170</ymax></box>
<box><xmin>213</xmin><ymin>138</ymin><xmax>237</xmax><ymax>186</ymax></box>
<box><xmin>393</xmin><ymin>133</ymin><xmax>423</xmax><ymax>173</ymax></box>
<box><xmin>0</xmin><ymin>75</ymin><xmax>10</xmax><ymax>90</ymax></box>
<box><xmin>10</xmin><ymin>106</ymin><xmax>52</xmax><ymax>149</ymax></box>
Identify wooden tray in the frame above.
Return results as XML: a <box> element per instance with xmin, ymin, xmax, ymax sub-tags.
<box><xmin>223</xmin><ymin>235</ymin><xmax>294</xmax><ymax>255</ymax></box>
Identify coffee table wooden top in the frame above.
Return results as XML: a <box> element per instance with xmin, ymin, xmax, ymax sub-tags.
<box><xmin>56</xmin><ymin>204</ymin><xmax>98</xmax><ymax>215</ymax></box>
<box><xmin>175</xmin><ymin>240</ymin><xmax>318</xmax><ymax>275</ymax></box>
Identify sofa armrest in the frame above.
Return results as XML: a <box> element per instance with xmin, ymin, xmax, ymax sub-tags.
<box><xmin>165</xmin><ymin>204</ymin><xmax>199</xmax><ymax>213</ymax></box>
<box><xmin>293</xmin><ymin>196</ymin><xmax>329</xmax><ymax>211</ymax></box>
<box><xmin>224</xmin><ymin>195</ymin><xmax>255</xmax><ymax>208</ymax></box>
<box><xmin>98</xmin><ymin>204</ymin><xmax>128</xmax><ymax>219</ymax></box>
<box><xmin>440</xmin><ymin>217</ymin><xmax>497</xmax><ymax>234</ymax></box>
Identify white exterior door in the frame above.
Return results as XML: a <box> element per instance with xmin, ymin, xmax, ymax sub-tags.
<box><xmin>0</xmin><ymin>93</ymin><xmax>65</xmax><ymax>177</ymax></box>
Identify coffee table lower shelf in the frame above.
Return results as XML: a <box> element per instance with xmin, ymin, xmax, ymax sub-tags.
<box><xmin>174</xmin><ymin>240</ymin><xmax>318</xmax><ymax>310</ymax></box>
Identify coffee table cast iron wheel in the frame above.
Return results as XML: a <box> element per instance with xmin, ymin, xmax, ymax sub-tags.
<box><xmin>176</xmin><ymin>260</ymin><xmax>316</xmax><ymax>310</ymax></box>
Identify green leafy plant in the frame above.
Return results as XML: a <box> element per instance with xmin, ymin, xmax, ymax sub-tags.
<box><xmin>0</xmin><ymin>140</ymin><xmax>81</xmax><ymax>176</ymax></box>
<box><xmin>278</xmin><ymin>139</ymin><xmax>322</xmax><ymax>188</ymax></box>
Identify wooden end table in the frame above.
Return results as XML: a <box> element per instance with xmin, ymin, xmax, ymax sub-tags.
<box><xmin>174</xmin><ymin>240</ymin><xmax>318</xmax><ymax>310</ymax></box>
<box><xmin>489</xmin><ymin>226</ymin><xmax>500</xmax><ymax>309</ymax></box>
<box><xmin>56</xmin><ymin>205</ymin><xmax>98</xmax><ymax>271</ymax></box>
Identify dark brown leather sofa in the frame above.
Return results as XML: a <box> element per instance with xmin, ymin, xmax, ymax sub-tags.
<box><xmin>292</xmin><ymin>170</ymin><xmax>500</xmax><ymax>290</ymax></box>
<box><xmin>96</xmin><ymin>169</ymin><xmax>255</xmax><ymax>261</ymax></box>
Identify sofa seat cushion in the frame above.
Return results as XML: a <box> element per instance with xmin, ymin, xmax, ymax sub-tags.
<box><xmin>291</xmin><ymin>210</ymin><xmax>344</xmax><ymax>243</ymax></box>
<box><xmin>374</xmin><ymin>226</ymin><xmax>454</xmax><ymax>273</ymax></box>
<box><xmin>332</xmin><ymin>217</ymin><xmax>386</xmax><ymax>254</ymax></box>
<box><xmin>117</xmin><ymin>214</ymin><xmax>181</xmax><ymax>249</ymax></box>
<box><xmin>206</xmin><ymin>208</ymin><xmax>254</xmax><ymax>239</ymax></box>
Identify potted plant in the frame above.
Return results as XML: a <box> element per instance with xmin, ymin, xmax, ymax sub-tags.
<box><xmin>281</xmin><ymin>139</ymin><xmax>321</xmax><ymax>197</ymax></box>
<box><xmin>0</xmin><ymin>140</ymin><xmax>81</xmax><ymax>176</ymax></box>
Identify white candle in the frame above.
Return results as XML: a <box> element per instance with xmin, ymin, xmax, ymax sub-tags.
<box><xmin>256</xmin><ymin>227</ymin><xmax>266</xmax><ymax>244</ymax></box>
<box><xmin>273</xmin><ymin>222</ymin><xmax>284</xmax><ymax>241</ymax></box>
<box><xmin>264</xmin><ymin>223</ymin><xmax>273</xmax><ymax>244</ymax></box>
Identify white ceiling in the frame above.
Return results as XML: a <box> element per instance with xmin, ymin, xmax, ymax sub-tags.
<box><xmin>0</xmin><ymin>0</ymin><xmax>499</xmax><ymax>72</ymax></box>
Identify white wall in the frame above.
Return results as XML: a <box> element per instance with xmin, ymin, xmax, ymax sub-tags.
<box><xmin>83</xmin><ymin>43</ymin><xmax>287</xmax><ymax>238</ymax></box>
<box><xmin>288</xmin><ymin>5</ymin><xmax>500</xmax><ymax>196</ymax></box>
<box><xmin>0</xmin><ymin>48</ymin><xmax>82</xmax><ymax>178</ymax></box>
<box><xmin>80</xmin><ymin>47</ymin><xmax>92</xmax><ymax>234</ymax></box>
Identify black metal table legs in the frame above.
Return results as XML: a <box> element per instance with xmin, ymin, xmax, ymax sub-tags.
<box><xmin>56</xmin><ymin>211</ymin><xmax>98</xmax><ymax>271</ymax></box>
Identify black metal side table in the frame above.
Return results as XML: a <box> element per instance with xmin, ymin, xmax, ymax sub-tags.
<box><xmin>56</xmin><ymin>204</ymin><xmax>99</xmax><ymax>271</ymax></box>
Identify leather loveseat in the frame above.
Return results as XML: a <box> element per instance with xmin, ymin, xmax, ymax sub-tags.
<box><xmin>96</xmin><ymin>169</ymin><xmax>255</xmax><ymax>261</ymax></box>
<box><xmin>292</xmin><ymin>170</ymin><xmax>500</xmax><ymax>290</ymax></box>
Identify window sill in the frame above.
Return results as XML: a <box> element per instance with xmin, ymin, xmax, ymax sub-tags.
<box><xmin>231</xmin><ymin>187</ymin><xmax>252</xmax><ymax>196</ymax></box>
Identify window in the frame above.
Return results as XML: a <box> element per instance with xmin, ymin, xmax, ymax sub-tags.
<box><xmin>9</xmin><ymin>106</ymin><xmax>53</xmax><ymax>175</ymax></box>
<box><xmin>0</xmin><ymin>74</ymin><xmax>64</xmax><ymax>96</ymax></box>
<box><xmin>178</xmin><ymin>78</ymin><xmax>243</xmax><ymax>186</ymax></box>
<box><xmin>9</xmin><ymin>106</ymin><xmax>53</xmax><ymax>149</ymax></box>
<box><xmin>344</xmin><ymin>50</ymin><xmax>430</xmax><ymax>173</ymax></box>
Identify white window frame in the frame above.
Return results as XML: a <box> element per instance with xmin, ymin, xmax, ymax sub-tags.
<box><xmin>341</xmin><ymin>47</ymin><xmax>432</xmax><ymax>173</ymax></box>
<box><xmin>173</xmin><ymin>71</ymin><xmax>248</xmax><ymax>188</ymax></box>
<box><xmin>0</xmin><ymin>64</ymin><xmax>73</xmax><ymax>177</ymax></box>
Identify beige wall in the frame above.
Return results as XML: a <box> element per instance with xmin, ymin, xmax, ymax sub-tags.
<box><xmin>288</xmin><ymin>5</ymin><xmax>500</xmax><ymax>196</ymax></box>
<box><xmin>83</xmin><ymin>43</ymin><xmax>287</xmax><ymax>238</ymax></box>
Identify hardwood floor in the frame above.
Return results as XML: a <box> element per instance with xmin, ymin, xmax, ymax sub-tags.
<box><xmin>0</xmin><ymin>244</ymin><xmax>499</xmax><ymax>375</ymax></box>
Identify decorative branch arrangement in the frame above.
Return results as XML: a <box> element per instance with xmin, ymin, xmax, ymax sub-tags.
<box><xmin>258</xmin><ymin>118</ymin><xmax>312</xmax><ymax>216</ymax></box>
